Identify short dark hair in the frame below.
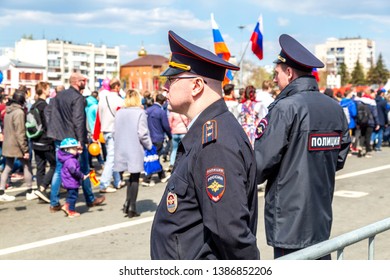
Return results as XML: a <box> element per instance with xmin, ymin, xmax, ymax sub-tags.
<box><xmin>11</xmin><ymin>89</ymin><xmax>26</xmax><ymax>106</ymax></box>
<box><xmin>35</xmin><ymin>81</ymin><xmax>49</xmax><ymax>96</ymax></box>
<box><xmin>324</xmin><ymin>88</ymin><xmax>334</xmax><ymax>98</ymax></box>
<box><xmin>155</xmin><ymin>93</ymin><xmax>166</xmax><ymax>105</ymax></box>
<box><xmin>18</xmin><ymin>85</ymin><xmax>28</xmax><ymax>94</ymax></box>
<box><xmin>91</xmin><ymin>90</ymin><xmax>99</xmax><ymax>99</ymax></box>
<box><xmin>223</xmin><ymin>84</ymin><xmax>234</xmax><ymax>95</ymax></box>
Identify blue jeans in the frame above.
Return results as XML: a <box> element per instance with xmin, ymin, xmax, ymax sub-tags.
<box><xmin>371</xmin><ymin>126</ymin><xmax>384</xmax><ymax>150</ymax></box>
<box><xmin>66</xmin><ymin>188</ymin><xmax>79</xmax><ymax>211</ymax></box>
<box><xmin>0</xmin><ymin>146</ymin><xmax>22</xmax><ymax>173</ymax></box>
<box><xmin>99</xmin><ymin>132</ymin><xmax>120</xmax><ymax>190</ymax></box>
<box><xmin>170</xmin><ymin>134</ymin><xmax>185</xmax><ymax>166</ymax></box>
<box><xmin>50</xmin><ymin>141</ymin><xmax>95</xmax><ymax>207</ymax></box>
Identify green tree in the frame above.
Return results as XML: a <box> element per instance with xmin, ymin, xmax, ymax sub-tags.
<box><xmin>350</xmin><ymin>59</ymin><xmax>365</xmax><ymax>85</ymax></box>
<box><xmin>366</xmin><ymin>65</ymin><xmax>378</xmax><ymax>85</ymax></box>
<box><xmin>317</xmin><ymin>70</ymin><xmax>327</xmax><ymax>88</ymax></box>
<box><xmin>338</xmin><ymin>62</ymin><xmax>350</xmax><ymax>86</ymax></box>
<box><xmin>374</xmin><ymin>53</ymin><xmax>389</xmax><ymax>85</ymax></box>
<box><xmin>22</xmin><ymin>34</ymin><xmax>34</xmax><ymax>40</ymax></box>
<box><xmin>366</xmin><ymin>53</ymin><xmax>389</xmax><ymax>85</ymax></box>
<box><xmin>244</xmin><ymin>61</ymin><xmax>272</xmax><ymax>89</ymax></box>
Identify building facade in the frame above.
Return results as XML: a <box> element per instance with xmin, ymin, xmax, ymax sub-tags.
<box><xmin>315</xmin><ymin>37</ymin><xmax>375</xmax><ymax>75</ymax></box>
<box><xmin>120</xmin><ymin>47</ymin><xmax>168</xmax><ymax>93</ymax></box>
<box><xmin>0</xmin><ymin>59</ymin><xmax>46</xmax><ymax>96</ymax></box>
<box><xmin>14</xmin><ymin>38</ymin><xmax>120</xmax><ymax>90</ymax></box>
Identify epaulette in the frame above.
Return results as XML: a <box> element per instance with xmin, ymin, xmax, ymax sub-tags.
<box><xmin>202</xmin><ymin>120</ymin><xmax>218</xmax><ymax>145</ymax></box>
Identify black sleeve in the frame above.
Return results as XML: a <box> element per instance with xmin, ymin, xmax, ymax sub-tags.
<box><xmin>193</xmin><ymin>141</ymin><xmax>259</xmax><ymax>259</ymax></box>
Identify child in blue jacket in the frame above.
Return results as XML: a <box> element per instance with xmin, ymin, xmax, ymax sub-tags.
<box><xmin>58</xmin><ymin>138</ymin><xmax>89</xmax><ymax>218</ymax></box>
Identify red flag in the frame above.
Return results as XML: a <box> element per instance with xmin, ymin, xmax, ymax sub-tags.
<box><xmin>93</xmin><ymin>109</ymin><xmax>101</xmax><ymax>141</ymax></box>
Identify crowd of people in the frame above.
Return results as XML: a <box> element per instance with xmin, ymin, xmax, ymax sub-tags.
<box><xmin>326</xmin><ymin>86</ymin><xmax>389</xmax><ymax>158</ymax></box>
<box><xmin>0</xmin><ymin>74</ymin><xmax>194</xmax><ymax>218</ymax></box>
<box><xmin>0</xmin><ymin>29</ymin><xmax>388</xmax><ymax>260</ymax></box>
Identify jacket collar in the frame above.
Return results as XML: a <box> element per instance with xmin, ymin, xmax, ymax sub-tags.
<box><xmin>181</xmin><ymin>99</ymin><xmax>227</xmax><ymax>154</ymax></box>
<box><xmin>69</xmin><ymin>85</ymin><xmax>81</xmax><ymax>94</ymax></box>
<box><xmin>269</xmin><ymin>75</ymin><xmax>319</xmax><ymax>111</ymax></box>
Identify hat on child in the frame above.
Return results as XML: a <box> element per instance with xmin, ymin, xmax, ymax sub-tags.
<box><xmin>60</xmin><ymin>138</ymin><xmax>79</xmax><ymax>149</ymax></box>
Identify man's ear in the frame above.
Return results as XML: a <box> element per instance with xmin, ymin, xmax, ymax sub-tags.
<box><xmin>191</xmin><ymin>78</ymin><xmax>205</xmax><ymax>97</ymax></box>
<box><xmin>287</xmin><ymin>67</ymin><xmax>295</xmax><ymax>82</ymax></box>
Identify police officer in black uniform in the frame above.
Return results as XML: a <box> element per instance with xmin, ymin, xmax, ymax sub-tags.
<box><xmin>150</xmin><ymin>31</ymin><xmax>259</xmax><ymax>260</ymax></box>
<box><xmin>254</xmin><ymin>34</ymin><xmax>351</xmax><ymax>259</ymax></box>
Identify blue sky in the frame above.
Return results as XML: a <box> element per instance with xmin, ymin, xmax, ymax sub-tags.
<box><xmin>1</xmin><ymin>0</ymin><xmax>389</xmax><ymax>68</ymax></box>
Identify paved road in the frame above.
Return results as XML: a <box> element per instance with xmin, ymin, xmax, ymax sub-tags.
<box><xmin>0</xmin><ymin>148</ymin><xmax>389</xmax><ymax>260</ymax></box>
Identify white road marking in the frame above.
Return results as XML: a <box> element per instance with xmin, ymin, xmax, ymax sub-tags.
<box><xmin>334</xmin><ymin>190</ymin><xmax>369</xmax><ymax>198</ymax></box>
<box><xmin>335</xmin><ymin>164</ymin><xmax>390</xmax><ymax>180</ymax></box>
<box><xmin>0</xmin><ymin>216</ymin><xmax>153</xmax><ymax>256</ymax></box>
<box><xmin>2</xmin><ymin>164</ymin><xmax>389</xmax><ymax>256</ymax></box>
<box><xmin>6</xmin><ymin>186</ymin><xmax>29</xmax><ymax>193</ymax></box>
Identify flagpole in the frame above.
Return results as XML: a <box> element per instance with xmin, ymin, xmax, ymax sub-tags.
<box><xmin>238</xmin><ymin>39</ymin><xmax>251</xmax><ymax>88</ymax></box>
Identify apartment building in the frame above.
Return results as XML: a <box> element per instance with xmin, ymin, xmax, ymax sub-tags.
<box><xmin>315</xmin><ymin>37</ymin><xmax>375</xmax><ymax>75</ymax></box>
<box><xmin>14</xmin><ymin>38</ymin><xmax>120</xmax><ymax>90</ymax></box>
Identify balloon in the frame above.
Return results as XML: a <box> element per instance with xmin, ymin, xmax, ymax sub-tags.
<box><xmin>101</xmin><ymin>77</ymin><xmax>110</xmax><ymax>90</ymax></box>
<box><xmin>88</xmin><ymin>142</ymin><xmax>101</xmax><ymax>156</ymax></box>
<box><xmin>0</xmin><ymin>56</ymin><xmax>10</xmax><ymax>71</ymax></box>
<box><xmin>0</xmin><ymin>71</ymin><xmax>3</xmax><ymax>84</ymax></box>
<box><xmin>98</xmin><ymin>132</ymin><xmax>105</xmax><ymax>143</ymax></box>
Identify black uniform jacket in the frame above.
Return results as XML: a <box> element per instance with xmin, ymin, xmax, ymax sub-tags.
<box><xmin>254</xmin><ymin>76</ymin><xmax>351</xmax><ymax>249</ymax></box>
<box><xmin>151</xmin><ymin>99</ymin><xmax>259</xmax><ymax>259</ymax></box>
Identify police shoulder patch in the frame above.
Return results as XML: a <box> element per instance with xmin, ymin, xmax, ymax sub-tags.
<box><xmin>255</xmin><ymin>118</ymin><xmax>268</xmax><ymax>139</ymax></box>
<box><xmin>308</xmin><ymin>132</ymin><xmax>342</xmax><ymax>151</ymax></box>
<box><xmin>205</xmin><ymin>167</ymin><xmax>225</xmax><ymax>202</ymax></box>
<box><xmin>202</xmin><ymin>120</ymin><xmax>217</xmax><ymax>145</ymax></box>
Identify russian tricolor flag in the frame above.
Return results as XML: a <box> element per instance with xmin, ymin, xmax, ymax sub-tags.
<box><xmin>250</xmin><ymin>15</ymin><xmax>263</xmax><ymax>60</ymax></box>
<box><xmin>312</xmin><ymin>68</ymin><xmax>320</xmax><ymax>82</ymax></box>
<box><xmin>211</xmin><ymin>13</ymin><xmax>233</xmax><ymax>85</ymax></box>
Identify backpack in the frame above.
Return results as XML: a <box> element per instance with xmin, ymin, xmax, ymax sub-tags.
<box><xmin>356</xmin><ymin>102</ymin><xmax>371</xmax><ymax>126</ymax></box>
<box><xmin>26</xmin><ymin>106</ymin><xmax>44</xmax><ymax>139</ymax></box>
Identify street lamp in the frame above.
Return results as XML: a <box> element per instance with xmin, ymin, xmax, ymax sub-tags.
<box><xmin>238</xmin><ymin>25</ymin><xmax>246</xmax><ymax>88</ymax></box>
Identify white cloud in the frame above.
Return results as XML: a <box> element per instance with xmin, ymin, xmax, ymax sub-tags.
<box><xmin>0</xmin><ymin>7</ymin><xmax>210</xmax><ymax>34</ymax></box>
<box><xmin>277</xmin><ymin>17</ymin><xmax>290</xmax><ymax>27</ymax></box>
<box><xmin>340</xmin><ymin>13</ymin><xmax>390</xmax><ymax>26</ymax></box>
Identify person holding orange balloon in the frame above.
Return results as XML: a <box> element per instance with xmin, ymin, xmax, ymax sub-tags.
<box><xmin>85</xmin><ymin>91</ymin><xmax>105</xmax><ymax>168</ymax></box>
